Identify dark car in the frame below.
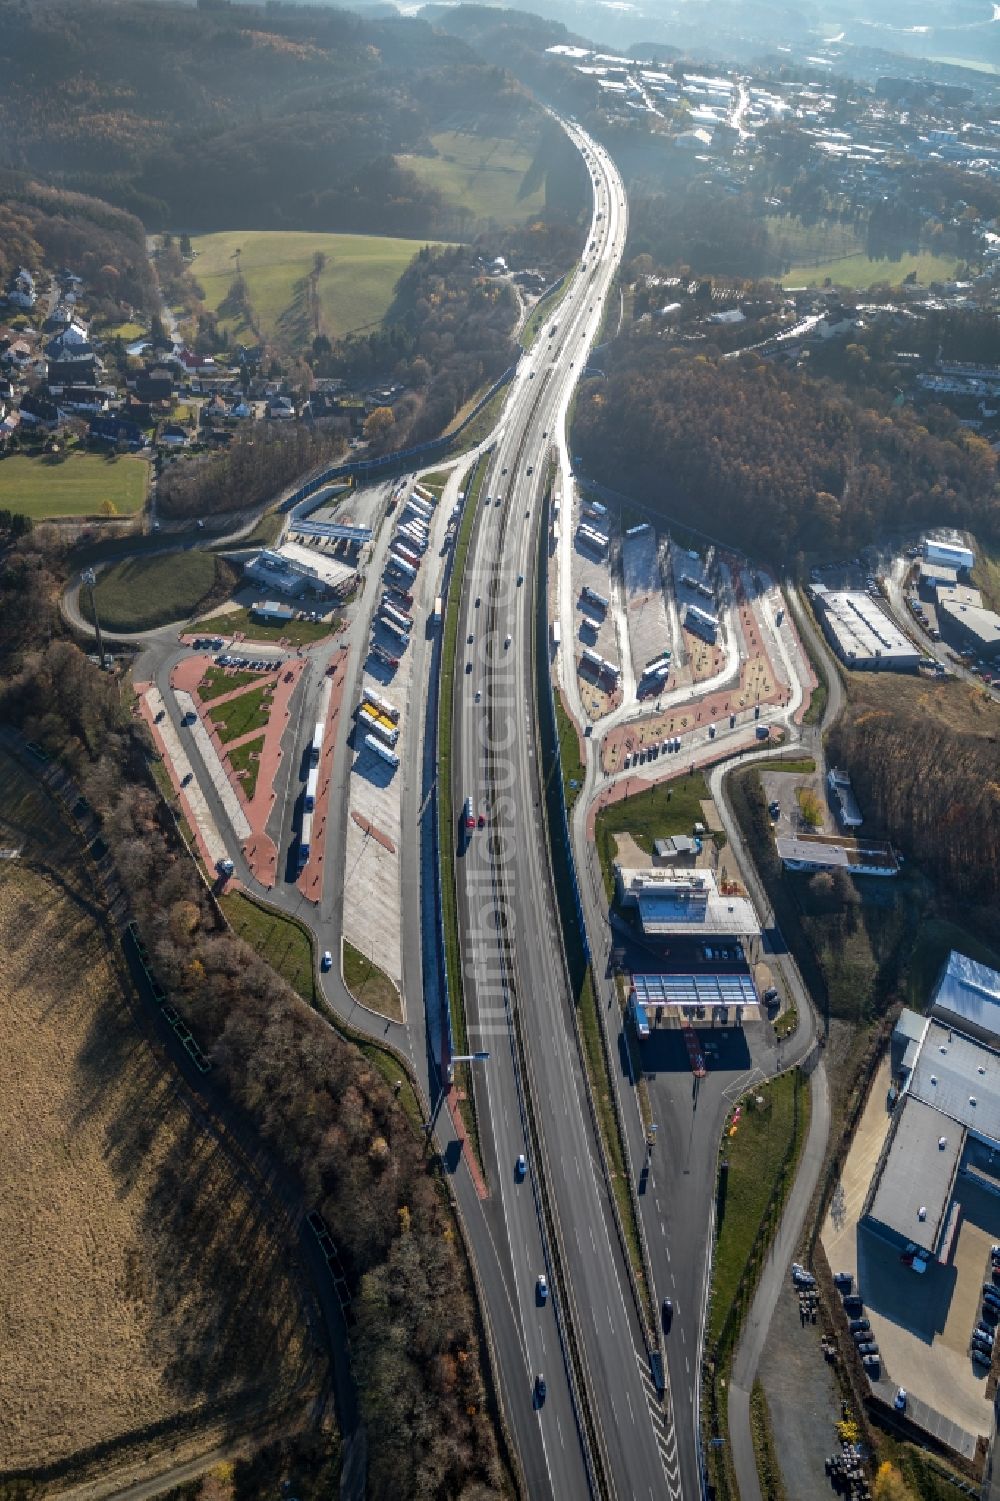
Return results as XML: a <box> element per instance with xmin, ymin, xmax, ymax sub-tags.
<box><xmin>535</xmin><ymin>1374</ymin><xmax>546</xmax><ymax>1405</ymax></box>
<box><xmin>662</xmin><ymin>1298</ymin><xmax>673</xmax><ymax>1332</ymax></box>
<box><xmin>848</xmin><ymin>1317</ymin><xmax>869</xmax><ymax>1333</ymax></box>
<box><xmin>857</xmin><ymin>1341</ymin><xmax>879</xmax><ymax>1357</ymax></box>
<box><xmin>983</xmin><ymin>1303</ymin><xmax>1000</xmax><ymax>1324</ymax></box>
<box><xmin>843</xmin><ymin>1294</ymin><xmax>863</xmax><ymax>1313</ymax></box>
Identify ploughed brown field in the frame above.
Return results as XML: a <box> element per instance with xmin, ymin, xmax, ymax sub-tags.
<box><xmin>0</xmin><ymin>754</ymin><xmax>323</xmax><ymax>1477</ymax></box>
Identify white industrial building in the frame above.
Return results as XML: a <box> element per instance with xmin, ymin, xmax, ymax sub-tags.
<box><xmin>775</xmin><ymin>832</ymin><xmax>899</xmax><ymax>875</ymax></box>
<box><xmin>244</xmin><ymin>548</ymin><xmax>323</xmax><ymax>597</ymax></box>
<box><xmin>811</xmin><ymin>586</ymin><xmax>920</xmax><ymax>671</ymax></box>
<box><xmin>615</xmin><ymin>866</ymin><xmax>759</xmax><ymax>938</ymax></box>
<box><xmin>923</xmin><ymin>538</ymin><xmax>975</xmax><ymax>574</ymax></box>
<box><xmin>937</xmin><ymin>596</ymin><xmax>1000</xmax><ymax>660</ymax></box>
<box><xmin>827</xmin><ymin>768</ymin><xmax>863</xmax><ymax>828</ymax></box>
<box><xmin>864</xmin><ymin>957</ymin><xmax>1000</xmax><ymax>1262</ymax></box>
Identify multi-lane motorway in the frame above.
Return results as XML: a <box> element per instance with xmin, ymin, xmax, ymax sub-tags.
<box><xmin>63</xmin><ymin>111</ymin><xmax>833</xmax><ymax>1501</ymax></box>
<box><xmin>448</xmin><ymin>122</ymin><xmax>679</xmax><ymax>1500</ymax></box>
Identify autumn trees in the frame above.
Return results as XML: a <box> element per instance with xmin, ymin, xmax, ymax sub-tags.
<box><xmin>572</xmin><ymin>335</ymin><xmax>1000</xmax><ymax>560</ymax></box>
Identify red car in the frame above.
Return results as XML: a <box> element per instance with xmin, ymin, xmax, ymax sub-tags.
<box><xmin>477</xmin><ymin>812</ymin><xmax>486</xmax><ymax>828</ymax></box>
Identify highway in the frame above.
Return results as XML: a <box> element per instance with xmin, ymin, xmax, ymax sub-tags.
<box><xmin>447</xmin><ymin>122</ymin><xmax>677</xmax><ymax>1500</ymax></box>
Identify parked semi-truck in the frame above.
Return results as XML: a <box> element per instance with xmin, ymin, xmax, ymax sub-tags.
<box><xmin>380</xmin><ymin>615</ymin><xmax>410</xmax><ymax>646</ymax></box>
<box><xmin>358</xmin><ymin>705</ymin><xmax>399</xmax><ymax>747</ymax></box>
<box><xmin>299</xmin><ymin>811</ymin><xmax>313</xmax><ymax>869</ymax></box>
<box><xmin>361</xmin><ymin>687</ymin><xmax>400</xmax><ymax>724</ymax></box>
<box><xmin>381</xmin><ymin>594</ymin><xmax>414</xmax><ymax>626</ymax></box>
<box><xmin>310</xmin><ymin>721</ymin><xmax>324</xmax><ymax>766</ymax></box>
<box><xmin>388</xmin><ymin>552</ymin><xmax>418</xmax><ymax>580</ymax></box>
<box><xmin>382</xmin><ymin>602</ymin><xmax>412</xmax><ymax>632</ymax></box>
<box><xmin>364</xmin><ymin>734</ymin><xmax>400</xmax><ymax>769</ymax></box>
<box><xmin>433</xmin><ymin>597</ymin><xmax>443</xmax><ymax>628</ymax></box>
<box><xmin>305</xmin><ymin>766</ymin><xmax>319</xmax><ymax>811</ymax></box>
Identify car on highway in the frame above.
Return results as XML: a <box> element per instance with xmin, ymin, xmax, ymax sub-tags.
<box><xmin>468</xmin><ymin>632</ymin><xmax>474</xmax><ymax>644</ymax></box>
<box><xmin>534</xmin><ymin>1374</ymin><xmax>546</xmax><ymax>1406</ymax></box>
<box><xmin>662</xmin><ymin>1298</ymin><xmax>673</xmax><ymax>1332</ymax></box>
<box><xmin>516</xmin><ymin>1154</ymin><xmax>527</xmax><ymax>1179</ymax></box>
<box><xmin>536</xmin><ymin>1274</ymin><xmax>548</xmax><ymax>1303</ymax></box>
<box><xmin>477</xmin><ymin>812</ymin><xmax>486</xmax><ymax>828</ymax></box>
<box><xmin>475</xmin><ymin>596</ymin><xmax>481</xmax><ymax>608</ymax></box>
<box><xmin>464</xmin><ymin>796</ymin><xmax>475</xmax><ymax>831</ymax></box>
<box><xmin>466</xmin><ymin>661</ymin><xmax>473</xmax><ymax>673</ymax></box>
<box><xmin>517</xmin><ymin>574</ymin><xmax>524</xmax><ymax>586</ymax></box>
<box><xmin>495</xmin><ymin>496</ymin><xmax>502</xmax><ymax>507</ymax></box>
<box><xmin>321</xmin><ymin>950</ymin><xmax>332</xmax><ymax>971</ymax></box>
<box><xmin>505</xmin><ymin>634</ymin><xmax>512</xmax><ymax>649</ymax></box>
<box><xmin>894</xmin><ymin>1388</ymin><xmax>907</xmax><ymax>1411</ymax></box>
<box><xmin>475</xmin><ymin>685</ymin><xmax>482</xmax><ymax>702</ymax></box>
<box><xmin>527</xmin><ymin>465</ymin><xmax>534</xmax><ymax>476</ymax></box>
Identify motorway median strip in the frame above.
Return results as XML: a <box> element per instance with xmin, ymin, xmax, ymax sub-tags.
<box><xmin>532</xmin><ymin>482</ymin><xmax>655</xmax><ymax>1333</ymax></box>
<box><xmin>437</xmin><ymin>453</ymin><xmax>488</xmax><ymax>1164</ymax></box>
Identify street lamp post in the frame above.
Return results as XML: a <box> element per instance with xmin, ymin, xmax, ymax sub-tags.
<box><xmin>81</xmin><ymin>567</ymin><xmax>106</xmax><ymax>670</ymax></box>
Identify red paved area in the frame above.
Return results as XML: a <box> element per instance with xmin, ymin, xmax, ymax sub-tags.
<box><xmin>297</xmin><ymin>646</ymin><xmax>350</xmax><ymax>902</ymax></box>
<box><xmin>586</xmin><ymin>731</ymin><xmax>772</xmax><ymax>838</ymax></box>
<box><xmin>446</xmin><ymin>1085</ymin><xmax>488</xmax><ymax>1200</ymax></box>
<box><xmin>169</xmin><ymin>653</ymin><xmax>308</xmax><ymax>887</ymax></box>
<box><xmin>239</xmin><ymin>659</ymin><xmax>306</xmax><ymax>887</ymax></box>
<box><xmin>601</xmin><ymin>591</ymin><xmax>789</xmax><ymax>776</ymax></box>
<box><xmin>350</xmin><ymin>810</ymin><xmax>396</xmax><ymax>855</ymax></box>
<box><xmin>133</xmin><ymin>679</ymin><xmax>228</xmax><ymax>880</ymax></box>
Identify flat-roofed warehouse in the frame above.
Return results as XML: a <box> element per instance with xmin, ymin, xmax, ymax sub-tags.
<box><xmin>937</xmin><ymin>597</ymin><xmax>1000</xmax><ymax>660</ymax></box>
<box><xmin>811</xmin><ymin>586</ymin><xmax>920</xmax><ymax>671</ymax></box>
<box><xmin>862</xmin><ymin>1094</ymin><xmax>964</xmax><ymax>1260</ymax></box>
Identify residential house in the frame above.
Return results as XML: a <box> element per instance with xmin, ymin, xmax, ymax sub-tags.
<box><xmin>7</xmin><ymin>268</ymin><xmax>37</xmax><ymax>311</ymax></box>
<box><xmin>266</xmin><ymin>394</ymin><xmax>296</xmax><ymax>420</ymax></box>
<box><xmin>90</xmin><ymin>413</ymin><xmax>145</xmax><ymax>449</ymax></box>
<box><xmin>0</xmin><ymin>409</ymin><xmax>21</xmax><ymax>447</ymax></box>
<box><xmin>18</xmin><ymin>392</ymin><xmax>61</xmax><ymax>429</ymax></box>
<box><xmin>47</xmin><ymin>355</ymin><xmax>102</xmax><ymax>387</ymax></box>
<box><xmin>135</xmin><ymin>366</ymin><xmax>174</xmax><ymax>403</ymax></box>
<box><xmin>158</xmin><ymin>422</ymin><xmax>191</xmax><ymax>448</ymax></box>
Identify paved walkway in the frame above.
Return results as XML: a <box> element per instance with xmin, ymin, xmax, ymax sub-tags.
<box><xmin>728</xmin><ymin>1059</ymin><xmax>831</xmax><ymax>1501</ymax></box>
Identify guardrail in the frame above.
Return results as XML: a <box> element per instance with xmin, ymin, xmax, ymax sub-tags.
<box><xmin>534</xmin><ymin>501</ymin><xmax>661</xmax><ymax>1362</ymax></box>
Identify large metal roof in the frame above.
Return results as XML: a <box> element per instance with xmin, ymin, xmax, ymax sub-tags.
<box><xmin>631</xmin><ymin>972</ymin><xmax>758</xmax><ymax>1008</ymax></box>
<box><xmin>931</xmin><ymin>951</ymin><xmax>1000</xmax><ymax>1042</ymax></box>
<box><xmin>908</xmin><ymin>1019</ymin><xmax>1000</xmax><ymax>1145</ymax></box>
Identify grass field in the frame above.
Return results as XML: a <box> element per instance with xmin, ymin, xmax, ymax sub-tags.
<box><xmin>197</xmin><ymin>666</ymin><xmax>267</xmax><ymax>703</ymax></box>
<box><xmin>971</xmin><ymin>543</ymin><xmax>1000</xmax><ymax>616</ymax></box>
<box><xmin>220</xmin><ymin>890</ymin><xmax>317</xmax><ymax>1007</ymax></box>
<box><xmin>0</xmin><ymin>451</ymin><xmax>148</xmax><ymax>519</ymax></box>
<box><xmin>207</xmin><ymin>682</ymin><xmax>272</xmax><ymax>743</ymax></box>
<box><xmin>85</xmin><ymin>552</ymin><xmax>222</xmax><ymax>632</ymax></box>
<box><xmin>343</xmin><ymin>940</ymin><xmax>402</xmax><ymax>1023</ymax></box>
<box><xmin>400</xmin><ymin>130</ymin><xmax>545</xmax><ymax>227</ymax></box>
<box><xmin>594</xmin><ymin>770</ymin><xmax>718</xmax><ymax>899</ymax></box>
<box><xmin>0</xmin><ymin>752</ymin><xmax>320</xmax><ymax>1473</ymax></box>
<box><xmin>765</xmin><ymin>214</ymin><xmax>865</xmax><ymax>267</ymax></box>
<box><xmin>785</xmin><ymin>250</ymin><xmax>960</xmax><ymax>289</ymax></box>
<box><xmin>708</xmin><ymin>1069</ymin><xmax>809</xmax><ymax>1346</ymax></box>
<box><xmin>227</xmin><ymin>733</ymin><xmax>265</xmax><ymax>800</ymax></box>
<box><xmin>189</xmin><ymin>230</ymin><xmax>442</xmax><ymax>348</ymax></box>
<box><xmin>197</xmin><ymin>605</ymin><xmax>334</xmax><ymax>646</ymax></box>
<box><xmin>554</xmin><ymin>691</ymin><xmax>585</xmax><ymax>815</ymax></box>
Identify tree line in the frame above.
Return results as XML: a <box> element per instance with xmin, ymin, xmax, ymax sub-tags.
<box><xmin>827</xmin><ymin>684</ymin><xmax>1000</xmax><ymax>938</ymax></box>
<box><xmin>572</xmin><ymin>335</ymin><xmax>1000</xmax><ymax>559</ymax></box>
<box><xmin>0</xmin><ymin>540</ymin><xmax>508</xmax><ymax>1500</ymax></box>
<box><xmin>156</xmin><ymin>425</ymin><xmax>345</xmax><ymax>520</ymax></box>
